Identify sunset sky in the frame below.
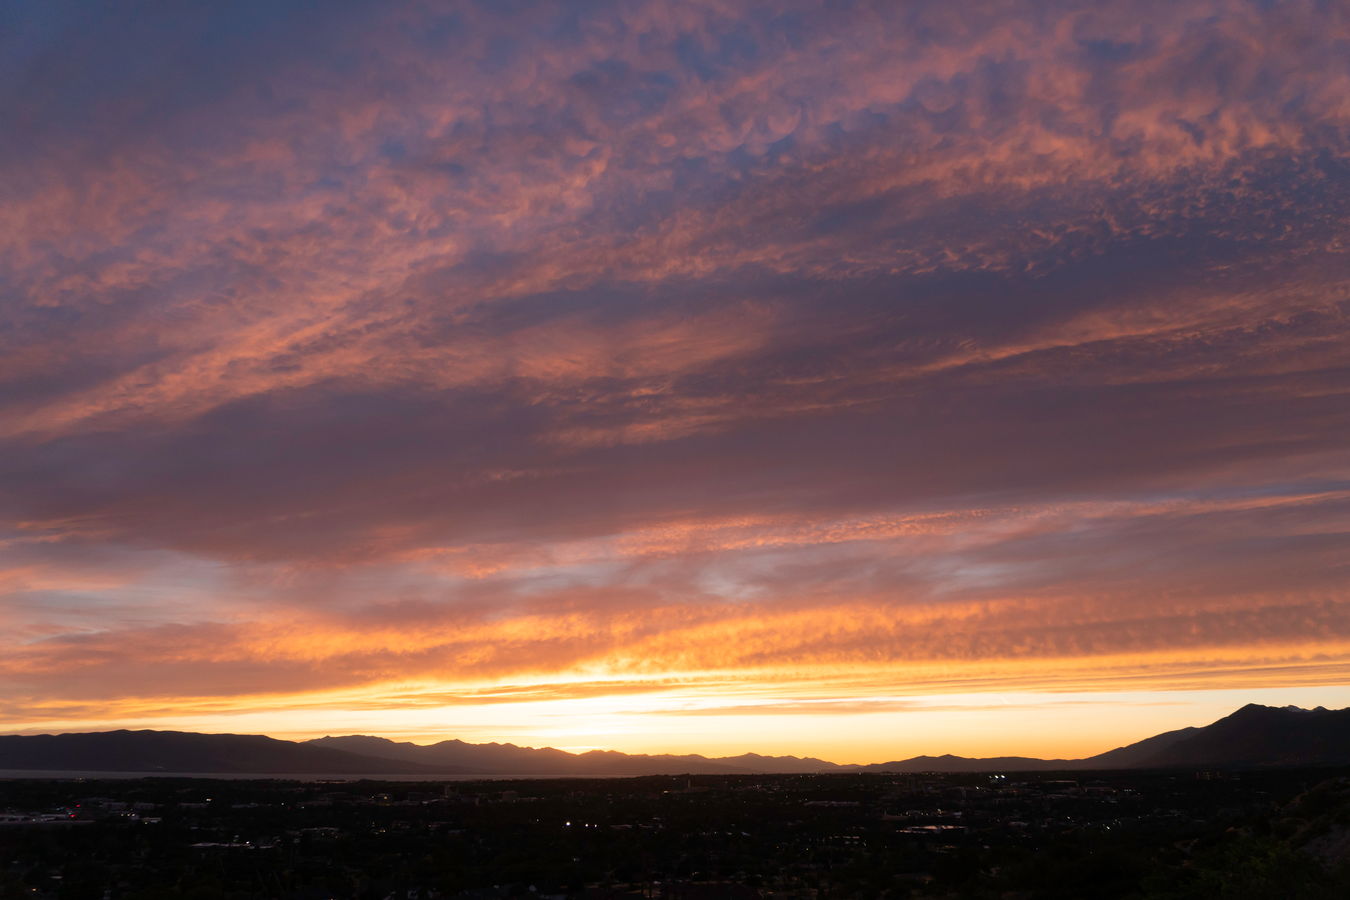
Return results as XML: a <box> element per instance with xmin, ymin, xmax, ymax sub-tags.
<box><xmin>2</xmin><ymin>0</ymin><xmax>1348</xmax><ymax>763</ymax></box>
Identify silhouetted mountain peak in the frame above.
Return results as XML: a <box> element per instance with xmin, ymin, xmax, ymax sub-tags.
<box><xmin>0</xmin><ymin>729</ymin><xmax>447</xmax><ymax>775</ymax></box>
<box><xmin>1226</xmin><ymin>702</ymin><xmax>1319</xmax><ymax>718</ymax></box>
<box><xmin>1085</xmin><ymin>703</ymin><xmax>1350</xmax><ymax>770</ymax></box>
<box><xmin>1232</xmin><ymin>702</ymin><xmax>1280</xmax><ymax>715</ymax></box>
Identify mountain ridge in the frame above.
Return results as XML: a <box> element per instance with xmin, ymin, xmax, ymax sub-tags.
<box><xmin>0</xmin><ymin>729</ymin><xmax>455</xmax><ymax>775</ymax></box>
<box><xmin>1</xmin><ymin>704</ymin><xmax>1347</xmax><ymax>776</ymax></box>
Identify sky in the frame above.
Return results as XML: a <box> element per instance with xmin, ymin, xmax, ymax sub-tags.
<box><xmin>1</xmin><ymin>0</ymin><xmax>1348</xmax><ymax>763</ymax></box>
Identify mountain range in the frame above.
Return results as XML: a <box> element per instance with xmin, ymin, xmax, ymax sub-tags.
<box><xmin>0</xmin><ymin>704</ymin><xmax>1346</xmax><ymax>776</ymax></box>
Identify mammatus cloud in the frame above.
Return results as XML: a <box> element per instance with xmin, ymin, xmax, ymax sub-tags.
<box><xmin>1</xmin><ymin>0</ymin><xmax>1348</xmax><ymax>748</ymax></box>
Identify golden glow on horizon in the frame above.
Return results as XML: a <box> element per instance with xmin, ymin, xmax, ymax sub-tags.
<box><xmin>7</xmin><ymin>685</ymin><xmax>1350</xmax><ymax>763</ymax></box>
<box><xmin>6</xmin><ymin>650</ymin><xmax>1350</xmax><ymax>761</ymax></box>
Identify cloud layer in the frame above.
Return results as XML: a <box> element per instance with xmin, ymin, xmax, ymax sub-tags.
<box><xmin>2</xmin><ymin>0</ymin><xmax>1348</xmax><ymax>749</ymax></box>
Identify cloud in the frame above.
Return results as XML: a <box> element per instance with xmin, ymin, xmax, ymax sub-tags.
<box><xmin>1</xmin><ymin>0</ymin><xmax>1348</xmax><ymax>734</ymax></box>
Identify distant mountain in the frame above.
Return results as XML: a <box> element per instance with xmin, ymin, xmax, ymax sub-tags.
<box><xmin>306</xmin><ymin>735</ymin><xmax>835</xmax><ymax>775</ymax></box>
<box><xmin>306</xmin><ymin>735</ymin><xmax>586</xmax><ymax>773</ymax></box>
<box><xmin>1077</xmin><ymin>721</ymin><xmax>1202</xmax><ymax>769</ymax></box>
<box><xmin>0</xmin><ymin>730</ymin><xmax>456</xmax><ymax>775</ymax></box>
<box><xmin>853</xmin><ymin>704</ymin><xmax>1350</xmax><ymax>773</ymax></box>
<box><xmin>856</xmin><ymin>754</ymin><xmax>1072</xmax><ymax>773</ymax></box>
<box><xmin>1076</xmin><ymin>703</ymin><xmax>1350</xmax><ymax>770</ymax></box>
<box><xmin>2</xmin><ymin>705</ymin><xmax>1346</xmax><ymax>776</ymax></box>
<box><xmin>719</xmin><ymin>752</ymin><xmax>845</xmax><ymax>774</ymax></box>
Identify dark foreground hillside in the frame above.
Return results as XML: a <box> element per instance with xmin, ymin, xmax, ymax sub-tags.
<box><xmin>1</xmin><ymin>768</ymin><xmax>1348</xmax><ymax>899</ymax></box>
